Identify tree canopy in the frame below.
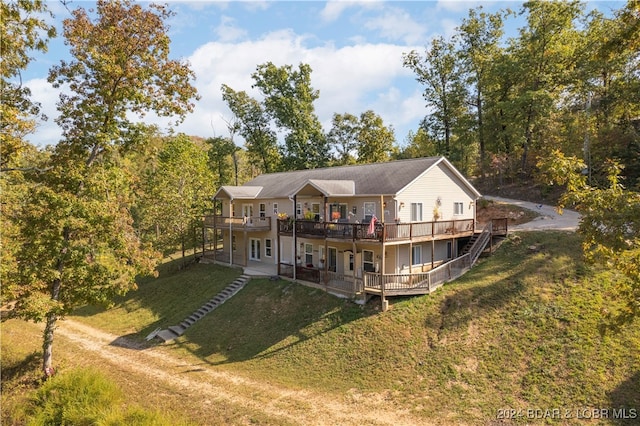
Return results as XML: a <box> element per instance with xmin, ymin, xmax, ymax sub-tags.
<box><xmin>4</xmin><ymin>0</ymin><xmax>199</xmax><ymax>377</ymax></box>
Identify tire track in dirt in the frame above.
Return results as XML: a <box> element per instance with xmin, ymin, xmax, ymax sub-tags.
<box><xmin>57</xmin><ymin>319</ymin><xmax>432</xmax><ymax>426</ymax></box>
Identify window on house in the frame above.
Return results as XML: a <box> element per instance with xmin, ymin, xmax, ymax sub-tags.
<box><xmin>329</xmin><ymin>203</ymin><xmax>347</xmax><ymax>221</ymax></box>
<box><xmin>305</xmin><ymin>243</ymin><xmax>313</xmax><ymax>266</ymax></box>
<box><xmin>363</xmin><ymin>202</ymin><xmax>375</xmax><ymax>221</ymax></box>
<box><xmin>243</xmin><ymin>204</ymin><xmax>253</xmax><ymax>218</ymax></box>
<box><xmin>447</xmin><ymin>241</ymin><xmax>452</xmax><ymax>259</ymax></box>
<box><xmin>363</xmin><ymin>249</ymin><xmax>375</xmax><ymax>272</ymax></box>
<box><xmin>411</xmin><ymin>203</ymin><xmax>423</xmax><ymax>222</ymax></box>
<box><xmin>412</xmin><ymin>245</ymin><xmax>422</xmax><ymax>266</ymax></box>
<box><xmin>348</xmin><ymin>252</ymin><xmax>354</xmax><ymax>271</ymax></box>
<box><xmin>265</xmin><ymin>239</ymin><xmax>272</xmax><ymax>257</ymax></box>
<box><xmin>232</xmin><ymin>235</ymin><xmax>236</xmax><ymax>251</ymax></box>
<box><xmin>296</xmin><ymin>203</ymin><xmax>302</xmax><ymax>217</ymax></box>
<box><xmin>311</xmin><ymin>203</ymin><xmax>321</xmax><ymax>221</ymax></box>
<box><xmin>259</xmin><ymin>203</ymin><xmax>266</xmax><ymax>218</ymax></box>
<box><xmin>319</xmin><ymin>246</ymin><xmax>325</xmax><ymax>266</ymax></box>
<box><xmin>273</xmin><ymin>203</ymin><xmax>278</xmax><ymax>214</ymax></box>
<box><xmin>454</xmin><ymin>202</ymin><xmax>464</xmax><ymax>215</ymax></box>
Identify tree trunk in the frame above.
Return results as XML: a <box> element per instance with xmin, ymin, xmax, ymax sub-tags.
<box><xmin>43</xmin><ymin>275</ymin><xmax>62</xmax><ymax>378</ymax></box>
<box><xmin>43</xmin><ymin>227</ymin><xmax>68</xmax><ymax>378</ymax></box>
<box><xmin>42</xmin><ymin>309</ymin><xmax>58</xmax><ymax>378</ymax></box>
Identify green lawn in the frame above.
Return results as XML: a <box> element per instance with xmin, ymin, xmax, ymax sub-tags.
<box><xmin>3</xmin><ymin>231</ymin><xmax>639</xmax><ymax>424</ymax></box>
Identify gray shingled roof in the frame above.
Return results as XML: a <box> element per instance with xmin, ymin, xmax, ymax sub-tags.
<box><xmin>237</xmin><ymin>157</ymin><xmax>446</xmax><ymax>198</ymax></box>
<box><xmin>214</xmin><ymin>185</ymin><xmax>263</xmax><ymax>200</ymax></box>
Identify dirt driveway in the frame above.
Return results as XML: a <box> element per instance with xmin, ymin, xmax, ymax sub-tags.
<box><xmin>56</xmin><ymin>319</ymin><xmax>433</xmax><ymax>426</ymax></box>
<box><xmin>484</xmin><ymin>196</ymin><xmax>581</xmax><ymax>232</ymax></box>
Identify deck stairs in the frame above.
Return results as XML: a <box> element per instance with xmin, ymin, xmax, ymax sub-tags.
<box><xmin>155</xmin><ymin>274</ymin><xmax>250</xmax><ymax>343</ymax></box>
<box><xmin>461</xmin><ymin>222</ymin><xmax>493</xmax><ymax>266</ymax></box>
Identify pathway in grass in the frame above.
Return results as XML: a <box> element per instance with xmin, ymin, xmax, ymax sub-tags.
<box><xmin>56</xmin><ymin>318</ymin><xmax>432</xmax><ymax>426</ymax></box>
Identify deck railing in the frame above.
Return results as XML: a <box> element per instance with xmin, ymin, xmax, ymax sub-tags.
<box><xmin>364</xmin><ymin>253</ymin><xmax>472</xmax><ymax>294</ymax></box>
<box><xmin>278</xmin><ymin>218</ymin><xmax>474</xmax><ymax>242</ymax></box>
<box><xmin>203</xmin><ymin>215</ymin><xmax>271</xmax><ymax>231</ymax></box>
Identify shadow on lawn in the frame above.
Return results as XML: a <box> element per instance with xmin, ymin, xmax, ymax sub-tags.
<box><xmin>168</xmin><ymin>278</ymin><xmax>377</xmax><ymax>365</ymax></box>
<box><xmin>419</xmin><ymin>232</ymin><xmax>581</xmax><ymax>340</ymax></box>
<box><xmin>607</xmin><ymin>371</ymin><xmax>640</xmax><ymax>425</ymax></box>
<box><xmin>73</xmin><ymin>256</ymin><xmax>242</xmax><ymax>339</ymax></box>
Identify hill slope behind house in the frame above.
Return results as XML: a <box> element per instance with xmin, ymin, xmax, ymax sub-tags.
<box><xmin>3</xmin><ymin>232</ymin><xmax>638</xmax><ymax>424</ymax></box>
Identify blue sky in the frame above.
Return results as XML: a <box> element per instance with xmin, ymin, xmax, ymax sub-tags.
<box><xmin>24</xmin><ymin>0</ymin><xmax>624</xmax><ymax>149</ymax></box>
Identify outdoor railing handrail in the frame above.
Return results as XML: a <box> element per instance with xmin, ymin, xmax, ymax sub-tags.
<box><xmin>203</xmin><ymin>215</ymin><xmax>272</xmax><ymax>229</ymax></box>
<box><xmin>277</xmin><ymin>218</ymin><xmax>474</xmax><ymax>242</ymax></box>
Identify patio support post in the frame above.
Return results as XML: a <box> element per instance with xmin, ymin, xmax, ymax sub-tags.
<box><xmin>277</xmin><ymin>224</ymin><xmax>281</xmax><ymax>275</ymax></box>
<box><xmin>201</xmin><ymin>226</ymin><xmax>205</xmax><ymax>257</ymax></box>
<box><xmin>213</xmin><ymin>197</ymin><xmax>218</xmax><ymax>262</ymax></box>
<box><xmin>229</xmin><ymin>200</ymin><xmax>233</xmax><ymax>266</ymax></box>
<box><xmin>324</xmin><ymin>239</ymin><xmax>329</xmax><ymax>286</ymax></box>
<box><xmin>352</xmin><ymin>240</ymin><xmax>357</xmax><ymax>293</ymax></box>
<box><xmin>244</xmin><ymin>228</ymin><xmax>248</xmax><ymax>267</ymax></box>
<box><xmin>323</xmin><ymin>196</ymin><xmax>328</xmax><ymax>225</ymax></box>
<box><xmin>293</xmin><ymin>195</ymin><xmax>297</xmax><ymax>281</ymax></box>
<box><xmin>431</xmin><ymin>239</ymin><xmax>435</xmax><ymax>269</ymax></box>
<box><xmin>381</xmin><ymin>278</ymin><xmax>388</xmax><ymax>312</ymax></box>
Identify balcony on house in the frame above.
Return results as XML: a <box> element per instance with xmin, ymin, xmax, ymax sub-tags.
<box><xmin>277</xmin><ymin>218</ymin><xmax>475</xmax><ymax>242</ymax></box>
<box><xmin>203</xmin><ymin>215</ymin><xmax>272</xmax><ymax>231</ymax></box>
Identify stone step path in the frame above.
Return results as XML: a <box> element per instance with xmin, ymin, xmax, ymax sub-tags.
<box><xmin>155</xmin><ymin>275</ymin><xmax>250</xmax><ymax>343</ymax></box>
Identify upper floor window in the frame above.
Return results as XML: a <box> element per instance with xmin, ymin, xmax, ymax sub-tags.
<box><xmin>454</xmin><ymin>202</ymin><xmax>464</xmax><ymax>215</ymax></box>
<box><xmin>363</xmin><ymin>202</ymin><xmax>376</xmax><ymax>221</ymax></box>
<box><xmin>296</xmin><ymin>203</ymin><xmax>302</xmax><ymax>217</ymax></box>
<box><xmin>411</xmin><ymin>203</ymin><xmax>423</xmax><ymax>222</ymax></box>
<box><xmin>273</xmin><ymin>203</ymin><xmax>278</xmax><ymax>214</ymax></box>
<box><xmin>259</xmin><ymin>203</ymin><xmax>266</xmax><ymax>218</ymax></box>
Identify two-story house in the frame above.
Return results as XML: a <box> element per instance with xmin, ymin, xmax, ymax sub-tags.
<box><xmin>205</xmin><ymin>157</ymin><xmax>506</xmax><ymax>302</ymax></box>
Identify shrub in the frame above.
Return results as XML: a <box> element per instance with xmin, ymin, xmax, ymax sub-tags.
<box><xmin>24</xmin><ymin>368</ymin><xmax>182</xmax><ymax>425</ymax></box>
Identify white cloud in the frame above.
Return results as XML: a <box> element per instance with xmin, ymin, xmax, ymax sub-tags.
<box><xmin>362</xmin><ymin>6</ymin><xmax>427</xmax><ymax>44</ymax></box>
<box><xmin>182</xmin><ymin>30</ymin><xmax>422</xmax><ymax>143</ymax></box>
<box><xmin>26</xmin><ymin>28</ymin><xmax>425</xmax><ymax>147</ymax></box>
<box><xmin>436</xmin><ymin>0</ymin><xmax>482</xmax><ymax>13</ymax></box>
<box><xmin>320</xmin><ymin>1</ymin><xmax>352</xmax><ymax>22</ymax></box>
<box><xmin>214</xmin><ymin>15</ymin><xmax>248</xmax><ymax>42</ymax></box>
<box><xmin>320</xmin><ymin>0</ymin><xmax>382</xmax><ymax>23</ymax></box>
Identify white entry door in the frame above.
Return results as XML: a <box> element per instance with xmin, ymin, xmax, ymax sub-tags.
<box><xmin>249</xmin><ymin>238</ymin><xmax>261</xmax><ymax>261</ymax></box>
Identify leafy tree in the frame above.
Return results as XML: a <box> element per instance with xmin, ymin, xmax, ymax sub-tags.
<box><xmin>0</xmin><ymin>0</ymin><xmax>56</xmax><ymax>169</ymax></box>
<box><xmin>395</xmin><ymin>128</ymin><xmax>438</xmax><ymax>160</ymax></box>
<box><xmin>355</xmin><ymin>110</ymin><xmax>396</xmax><ymax>163</ymax></box>
<box><xmin>7</xmin><ymin>0</ymin><xmax>199</xmax><ymax>377</ymax></box>
<box><xmin>506</xmin><ymin>0</ymin><xmax>583</xmax><ymax>172</ymax></box>
<box><xmin>221</xmin><ymin>84</ymin><xmax>280</xmax><ymax>173</ymax></box>
<box><xmin>1</xmin><ymin>1</ymin><xmax>56</xmax><ymax>305</ymax></box>
<box><xmin>456</xmin><ymin>6</ymin><xmax>507</xmax><ymax>175</ymax></box>
<box><xmin>574</xmin><ymin>5</ymin><xmax>640</xmax><ymax>185</ymax></box>
<box><xmin>538</xmin><ymin>150</ymin><xmax>640</xmax><ymax>328</ymax></box>
<box><xmin>328</xmin><ymin>111</ymin><xmax>396</xmax><ymax>164</ymax></box>
<box><xmin>327</xmin><ymin>112</ymin><xmax>359</xmax><ymax>165</ymax></box>
<box><xmin>251</xmin><ymin>62</ymin><xmax>330</xmax><ymax>170</ymax></box>
<box><xmin>403</xmin><ymin>36</ymin><xmax>468</xmax><ymax>160</ymax></box>
<box><xmin>207</xmin><ymin>135</ymin><xmax>238</xmax><ymax>187</ymax></box>
<box><xmin>140</xmin><ymin>135</ymin><xmax>215</xmax><ymax>260</ymax></box>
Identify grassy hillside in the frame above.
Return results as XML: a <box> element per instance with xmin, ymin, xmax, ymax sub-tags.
<box><xmin>3</xmin><ymin>232</ymin><xmax>639</xmax><ymax>424</ymax></box>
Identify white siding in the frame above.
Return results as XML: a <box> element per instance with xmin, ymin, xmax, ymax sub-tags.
<box><xmin>395</xmin><ymin>162</ymin><xmax>476</xmax><ymax>223</ymax></box>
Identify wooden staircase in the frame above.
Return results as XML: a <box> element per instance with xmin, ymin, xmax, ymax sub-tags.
<box><xmin>461</xmin><ymin>222</ymin><xmax>493</xmax><ymax>266</ymax></box>
<box><xmin>155</xmin><ymin>275</ymin><xmax>250</xmax><ymax>343</ymax></box>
